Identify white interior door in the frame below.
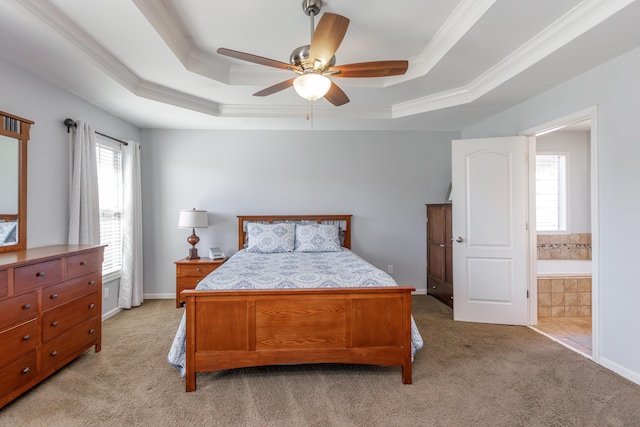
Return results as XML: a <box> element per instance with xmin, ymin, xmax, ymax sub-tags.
<box><xmin>452</xmin><ymin>136</ymin><xmax>529</xmax><ymax>325</ymax></box>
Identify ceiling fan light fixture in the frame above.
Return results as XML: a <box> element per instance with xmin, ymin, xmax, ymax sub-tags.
<box><xmin>293</xmin><ymin>72</ymin><xmax>331</xmax><ymax>101</ymax></box>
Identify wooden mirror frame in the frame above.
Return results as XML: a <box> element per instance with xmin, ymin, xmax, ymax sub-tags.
<box><xmin>0</xmin><ymin>110</ymin><xmax>33</xmax><ymax>253</ymax></box>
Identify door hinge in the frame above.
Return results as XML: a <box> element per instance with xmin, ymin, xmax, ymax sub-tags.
<box><xmin>527</xmin><ymin>290</ymin><xmax>530</xmax><ymax>298</ymax></box>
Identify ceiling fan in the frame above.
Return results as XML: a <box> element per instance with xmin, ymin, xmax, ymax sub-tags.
<box><xmin>217</xmin><ymin>0</ymin><xmax>409</xmax><ymax>106</ymax></box>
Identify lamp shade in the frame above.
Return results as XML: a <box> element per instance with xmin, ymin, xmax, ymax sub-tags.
<box><xmin>178</xmin><ymin>209</ymin><xmax>208</xmax><ymax>229</ymax></box>
<box><xmin>293</xmin><ymin>73</ymin><xmax>331</xmax><ymax>101</ymax></box>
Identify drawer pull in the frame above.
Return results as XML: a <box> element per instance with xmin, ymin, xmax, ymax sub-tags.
<box><xmin>89</xmin><ymin>329</ymin><xmax>96</xmax><ymax>335</ymax></box>
<box><xmin>80</xmin><ymin>261</ymin><xmax>87</xmax><ymax>266</ymax></box>
<box><xmin>23</xmin><ymin>335</ymin><xmax>31</xmax><ymax>341</ymax></box>
<box><xmin>89</xmin><ymin>303</ymin><xmax>95</xmax><ymax>309</ymax></box>
<box><xmin>196</xmin><ymin>268</ymin><xmax>201</xmax><ymax>272</ymax></box>
<box><xmin>51</xmin><ymin>294</ymin><xmax>59</xmax><ymax>300</ymax></box>
<box><xmin>51</xmin><ymin>321</ymin><xmax>58</xmax><ymax>327</ymax></box>
<box><xmin>432</xmin><ymin>286</ymin><xmax>436</xmax><ymax>289</ymax></box>
<box><xmin>89</xmin><ymin>280</ymin><xmax>96</xmax><ymax>286</ymax></box>
<box><xmin>36</xmin><ymin>272</ymin><xmax>45</xmax><ymax>277</ymax></box>
<box><xmin>22</xmin><ymin>367</ymin><xmax>30</xmax><ymax>374</ymax></box>
<box><xmin>51</xmin><ymin>350</ymin><xmax>58</xmax><ymax>357</ymax></box>
<box><xmin>23</xmin><ymin>303</ymin><xmax>31</xmax><ymax>310</ymax></box>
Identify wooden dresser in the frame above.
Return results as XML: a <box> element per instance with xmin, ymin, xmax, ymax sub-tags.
<box><xmin>175</xmin><ymin>257</ymin><xmax>226</xmax><ymax>307</ymax></box>
<box><xmin>0</xmin><ymin>245</ymin><xmax>104</xmax><ymax>408</ymax></box>
<box><xmin>426</xmin><ymin>204</ymin><xmax>453</xmax><ymax>307</ymax></box>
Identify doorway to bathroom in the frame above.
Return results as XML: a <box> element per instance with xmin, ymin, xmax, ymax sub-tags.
<box><xmin>523</xmin><ymin>109</ymin><xmax>596</xmax><ymax>358</ymax></box>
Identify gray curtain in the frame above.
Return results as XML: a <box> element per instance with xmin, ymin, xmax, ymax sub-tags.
<box><xmin>119</xmin><ymin>140</ymin><xmax>144</xmax><ymax>309</ymax></box>
<box><xmin>68</xmin><ymin>121</ymin><xmax>100</xmax><ymax>245</ymax></box>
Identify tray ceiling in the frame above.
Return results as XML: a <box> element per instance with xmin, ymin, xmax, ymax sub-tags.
<box><xmin>0</xmin><ymin>0</ymin><xmax>639</xmax><ymax>130</ymax></box>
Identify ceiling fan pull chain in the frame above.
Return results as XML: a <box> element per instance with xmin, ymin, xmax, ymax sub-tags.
<box><xmin>305</xmin><ymin>101</ymin><xmax>315</xmax><ymax>129</ymax></box>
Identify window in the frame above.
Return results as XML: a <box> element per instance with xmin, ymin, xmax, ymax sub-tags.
<box><xmin>96</xmin><ymin>136</ymin><xmax>123</xmax><ymax>277</ymax></box>
<box><xmin>536</xmin><ymin>153</ymin><xmax>568</xmax><ymax>232</ymax></box>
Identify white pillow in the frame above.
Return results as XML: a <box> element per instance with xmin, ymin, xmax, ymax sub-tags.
<box><xmin>246</xmin><ymin>222</ymin><xmax>295</xmax><ymax>253</ymax></box>
<box><xmin>294</xmin><ymin>223</ymin><xmax>342</xmax><ymax>252</ymax></box>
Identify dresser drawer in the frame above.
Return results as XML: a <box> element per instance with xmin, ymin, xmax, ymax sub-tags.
<box><xmin>0</xmin><ymin>292</ymin><xmax>37</xmax><ymax>331</ymax></box>
<box><xmin>66</xmin><ymin>251</ymin><xmax>102</xmax><ymax>279</ymax></box>
<box><xmin>42</xmin><ymin>293</ymin><xmax>99</xmax><ymax>343</ymax></box>
<box><xmin>0</xmin><ymin>319</ymin><xmax>37</xmax><ymax>367</ymax></box>
<box><xmin>177</xmin><ymin>263</ymin><xmax>218</xmax><ymax>277</ymax></box>
<box><xmin>0</xmin><ymin>351</ymin><xmax>37</xmax><ymax>399</ymax></box>
<box><xmin>427</xmin><ymin>276</ymin><xmax>453</xmax><ymax>307</ymax></box>
<box><xmin>42</xmin><ymin>272</ymin><xmax>100</xmax><ymax>311</ymax></box>
<box><xmin>14</xmin><ymin>259</ymin><xmax>63</xmax><ymax>293</ymax></box>
<box><xmin>0</xmin><ymin>269</ymin><xmax>7</xmax><ymax>298</ymax></box>
<box><xmin>42</xmin><ymin>317</ymin><xmax>100</xmax><ymax>372</ymax></box>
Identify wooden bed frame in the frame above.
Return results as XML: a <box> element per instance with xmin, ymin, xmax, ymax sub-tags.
<box><xmin>181</xmin><ymin>215</ymin><xmax>415</xmax><ymax>392</ymax></box>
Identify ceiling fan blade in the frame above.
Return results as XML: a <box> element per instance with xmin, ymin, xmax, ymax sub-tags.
<box><xmin>218</xmin><ymin>48</ymin><xmax>295</xmax><ymax>71</ymax></box>
<box><xmin>309</xmin><ymin>13</ymin><xmax>350</xmax><ymax>67</ymax></box>
<box><xmin>324</xmin><ymin>82</ymin><xmax>350</xmax><ymax>106</ymax></box>
<box><xmin>331</xmin><ymin>60</ymin><xmax>409</xmax><ymax>78</ymax></box>
<box><xmin>253</xmin><ymin>78</ymin><xmax>296</xmax><ymax>97</ymax></box>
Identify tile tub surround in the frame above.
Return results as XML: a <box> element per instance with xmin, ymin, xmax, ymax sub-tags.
<box><xmin>537</xmin><ymin>233</ymin><xmax>591</xmax><ymax>260</ymax></box>
<box><xmin>538</xmin><ymin>277</ymin><xmax>591</xmax><ymax>317</ymax></box>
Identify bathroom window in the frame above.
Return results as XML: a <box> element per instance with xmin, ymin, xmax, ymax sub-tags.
<box><xmin>536</xmin><ymin>153</ymin><xmax>568</xmax><ymax>232</ymax></box>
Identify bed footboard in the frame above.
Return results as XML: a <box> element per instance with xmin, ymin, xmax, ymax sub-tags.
<box><xmin>182</xmin><ymin>287</ymin><xmax>414</xmax><ymax>392</ymax></box>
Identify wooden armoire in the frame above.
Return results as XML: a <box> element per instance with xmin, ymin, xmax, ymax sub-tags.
<box><xmin>426</xmin><ymin>204</ymin><xmax>453</xmax><ymax>307</ymax></box>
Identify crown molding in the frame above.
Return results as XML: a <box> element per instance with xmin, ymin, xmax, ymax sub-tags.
<box><xmin>12</xmin><ymin>0</ymin><xmax>141</xmax><ymax>92</ymax></box>
<box><xmin>401</xmin><ymin>0</ymin><xmax>496</xmax><ymax>85</ymax></box>
<box><xmin>131</xmin><ymin>0</ymin><xmax>192</xmax><ymax>64</ymax></box>
<box><xmin>9</xmin><ymin>0</ymin><xmax>634</xmax><ymax>122</ymax></box>
<box><xmin>395</xmin><ymin>0</ymin><xmax>634</xmax><ymax>118</ymax></box>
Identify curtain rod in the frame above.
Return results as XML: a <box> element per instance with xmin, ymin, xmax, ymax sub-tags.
<box><xmin>63</xmin><ymin>118</ymin><xmax>129</xmax><ymax>146</ymax></box>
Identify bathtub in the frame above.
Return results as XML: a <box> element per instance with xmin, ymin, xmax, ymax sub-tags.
<box><xmin>537</xmin><ymin>259</ymin><xmax>592</xmax><ymax>277</ymax></box>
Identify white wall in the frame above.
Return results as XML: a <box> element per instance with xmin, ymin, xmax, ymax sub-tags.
<box><xmin>0</xmin><ymin>57</ymin><xmax>141</xmax><ymax>315</ymax></box>
<box><xmin>463</xmin><ymin>46</ymin><xmax>640</xmax><ymax>384</ymax></box>
<box><xmin>537</xmin><ymin>130</ymin><xmax>591</xmax><ymax>233</ymax></box>
<box><xmin>140</xmin><ymin>129</ymin><xmax>457</xmax><ymax>298</ymax></box>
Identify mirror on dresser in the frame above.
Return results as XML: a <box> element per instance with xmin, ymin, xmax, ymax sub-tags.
<box><xmin>0</xmin><ymin>110</ymin><xmax>33</xmax><ymax>253</ymax></box>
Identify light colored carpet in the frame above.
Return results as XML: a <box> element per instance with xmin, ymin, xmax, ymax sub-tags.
<box><xmin>1</xmin><ymin>296</ymin><xmax>639</xmax><ymax>426</ymax></box>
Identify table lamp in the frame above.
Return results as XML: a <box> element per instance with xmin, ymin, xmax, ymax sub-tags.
<box><xmin>178</xmin><ymin>208</ymin><xmax>208</xmax><ymax>260</ymax></box>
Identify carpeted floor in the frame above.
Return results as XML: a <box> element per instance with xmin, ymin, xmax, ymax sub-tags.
<box><xmin>1</xmin><ymin>295</ymin><xmax>639</xmax><ymax>426</ymax></box>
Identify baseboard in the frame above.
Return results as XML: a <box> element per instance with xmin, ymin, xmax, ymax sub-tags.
<box><xmin>599</xmin><ymin>356</ymin><xmax>640</xmax><ymax>386</ymax></box>
<box><xmin>143</xmin><ymin>293</ymin><xmax>175</xmax><ymax>300</ymax></box>
<box><xmin>102</xmin><ymin>307</ymin><xmax>122</xmax><ymax>321</ymax></box>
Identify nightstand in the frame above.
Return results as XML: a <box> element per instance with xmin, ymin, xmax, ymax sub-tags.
<box><xmin>175</xmin><ymin>257</ymin><xmax>227</xmax><ymax>308</ymax></box>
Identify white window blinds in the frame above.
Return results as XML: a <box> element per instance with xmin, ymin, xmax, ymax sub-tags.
<box><xmin>96</xmin><ymin>137</ymin><xmax>123</xmax><ymax>276</ymax></box>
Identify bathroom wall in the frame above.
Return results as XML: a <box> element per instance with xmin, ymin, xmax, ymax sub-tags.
<box><xmin>537</xmin><ymin>234</ymin><xmax>592</xmax><ymax>260</ymax></box>
<box><xmin>538</xmin><ymin>276</ymin><xmax>592</xmax><ymax>318</ymax></box>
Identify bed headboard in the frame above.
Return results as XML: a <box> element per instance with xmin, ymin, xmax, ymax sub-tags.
<box><xmin>237</xmin><ymin>215</ymin><xmax>352</xmax><ymax>250</ymax></box>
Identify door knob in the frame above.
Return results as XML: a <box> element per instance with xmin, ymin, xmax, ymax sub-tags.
<box><xmin>455</xmin><ymin>236</ymin><xmax>463</xmax><ymax>242</ymax></box>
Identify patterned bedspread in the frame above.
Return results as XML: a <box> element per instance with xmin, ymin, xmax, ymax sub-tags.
<box><xmin>168</xmin><ymin>249</ymin><xmax>424</xmax><ymax>376</ymax></box>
